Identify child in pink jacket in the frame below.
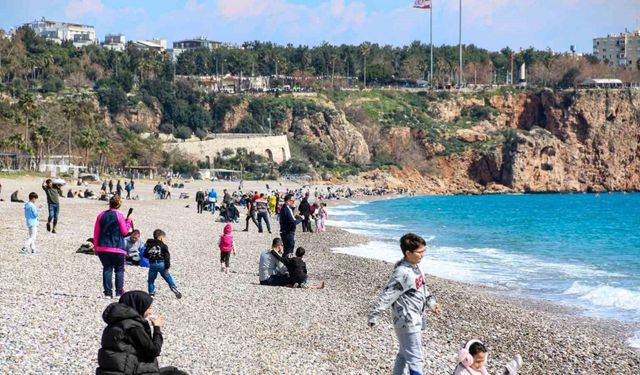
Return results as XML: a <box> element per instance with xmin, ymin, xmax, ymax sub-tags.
<box><xmin>218</xmin><ymin>224</ymin><xmax>236</xmax><ymax>273</ymax></box>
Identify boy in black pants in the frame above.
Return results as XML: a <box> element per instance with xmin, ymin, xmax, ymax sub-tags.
<box><xmin>273</xmin><ymin>247</ymin><xmax>324</xmax><ymax>289</ymax></box>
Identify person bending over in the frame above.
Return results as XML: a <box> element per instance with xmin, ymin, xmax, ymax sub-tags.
<box><xmin>96</xmin><ymin>291</ymin><xmax>188</xmax><ymax>375</ymax></box>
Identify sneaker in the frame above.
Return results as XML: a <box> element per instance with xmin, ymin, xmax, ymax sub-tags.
<box><xmin>103</xmin><ymin>295</ymin><xmax>113</xmax><ymax>299</ymax></box>
<box><xmin>242</xmin><ymin>229</ymin><xmax>248</xmax><ymax>232</ymax></box>
<box><xmin>220</xmin><ymin>266</ymin><xmax>225</xmax><ymax>272</ymax></box>
<box><xmin>170</xmin><ymin>287</ymin><xmax>182</xmax><ymax>299</ymax></box>
<box><xmin>52</xmin><ymin>229</ymin><xmax>57</xmax><ymax>234</ymax></box>
<box><xmin>20</xmin><ymin>247</ymin><xmax>28</xmax><ymax>254</ymax></box>
<box><xmin>504</xmin><ymin>354</ymin><xmax>522</xmax><ymax>375</ymax></box>
<box><xmin>46</xmin><ymin>223</ymin><xmax>51</xmax><ymax>232</ymax></box>
<box><xmin>149</xmin><ymin>294</ymin><xmax>155</xmax><ymax>299</ymax></box>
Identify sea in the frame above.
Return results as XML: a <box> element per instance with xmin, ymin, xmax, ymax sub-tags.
<box><xmin>328</xmin><ymin>193</ymin><xmax>640</xmax><ymax>347</ymax></box>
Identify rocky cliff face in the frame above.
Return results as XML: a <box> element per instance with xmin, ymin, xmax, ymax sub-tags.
<box><xmin>432</xmin><ymin>89</ymin><xmax>640</xmax><ymax>194</ymax></box>
<box><xmin>104</xmin><ymin>101</ymin><xmax>162</xmax><ymax>131</ymax></box>
<box><xmin>339</xmin><ymin>89</ymin><xmax>640</xmax><ymax>194</ymax></box>
<box><xmin>220</xmin><ymin>100</ymin><xmax>371</xmax><ymax>165</ymax></box>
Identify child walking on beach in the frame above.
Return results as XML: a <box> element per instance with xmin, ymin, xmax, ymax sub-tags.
<box><xmin>218</xmin><ymin>224</ymin><xmax>236</xmax><ymax>273</ymax></box>
<box><xmin>317</xmin><ymin>203</ymin><xmax>328</xmax><ymax>232</ymax></box>
<box><xmin>145</xmin><ymin>229</ymin><xmax>182</xmax><ymax>299</ymax></box>
<box><xmin>453</xmin><ymin>339</ymin><xmax>522</xmax><ymax>375</ymax></box>
<box><xmin>21</xmin><ymin>192</ymin><xmax>40</xmax><ymax>254</ymax></box>
<box><xmin>368</xmin><ymin>233</ymin><xmax>441</xmax><ymax>375</ymax></box>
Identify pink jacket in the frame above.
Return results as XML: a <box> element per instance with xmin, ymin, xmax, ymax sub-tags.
<box><xmin>219</xmin><ymin>224</ymin><xmax>234</xmax><ymax>253</ymax></box>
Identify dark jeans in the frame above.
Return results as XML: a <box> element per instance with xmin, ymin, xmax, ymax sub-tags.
<box><xmin>260</xmin><ymin>273</ymin><xmax>290</xmax><ymax>286</ymax></box>
<box><xmin>257</xmin><ymin>211</ymin><xmax>271</xmax><ymax>233</ymax></box>
<box><xmin>148</xmin><ymin>261</ymin><xmax>177</xmax><ymax>295</ymax></box>
<box><xmin>197</xmin><ymin>201</ymin><xmax>204</xmax><ymax>213</ymax></box>
<box><xmin>281</xmin><ymin>231</ymin><xmax>295</xmax><ymax>257</ymax></box>
<box><xmin>98</xmin><ymin>252</ymin><xmax>125</xmax><ymax>297</ymax></box>
<box><xmin>47</xmin><ymin>203</ymin><xmax>59</xmax><ymax>224</ymax></box>
<box><xmin>245</xmin><ymin>211</ymin><xmax>258</xmax><ymax>230</ymax></box>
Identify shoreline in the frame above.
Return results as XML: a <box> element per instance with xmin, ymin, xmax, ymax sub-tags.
<box><xmin>0</xmin><ymin>177</ymin><xmax>639</xmax><ymax>373</ymax></box>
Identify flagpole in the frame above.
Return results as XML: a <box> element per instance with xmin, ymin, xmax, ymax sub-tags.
<box><xmin>430</xmin><ymin>2</ymin><xmax>433</xmax><ymax>88</ymax></box>
<box><xmin>459</xmin><ymin>0</ymin><xmax>463</xmax><ymax>88</ymax></box>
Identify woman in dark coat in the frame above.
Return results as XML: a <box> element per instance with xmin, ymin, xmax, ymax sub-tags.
<box><xmin>97</xmin><ymin>291</ymin><xmax>187</xmax><ymax>375</ymax></box>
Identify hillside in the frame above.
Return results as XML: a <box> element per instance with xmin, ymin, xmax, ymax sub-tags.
<box><xmin>2</xmin><ymin>87</ymin><xmax>639</xmax><ymax>194</ymax></box>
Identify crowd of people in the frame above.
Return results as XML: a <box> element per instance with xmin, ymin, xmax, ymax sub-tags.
<box><xmin>8</xmin><ymin>177</ymin><xmax>522</xmax><ymax>375</ymax></box>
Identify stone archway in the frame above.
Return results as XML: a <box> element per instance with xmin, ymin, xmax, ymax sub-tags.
<box><xmin>205</xmin><ymin>155</ymin><xmax>211</xmax><ymax>169</ymax></box>
<box><xmin>281</xmin><ymin>148</ymin><xmax>286</xmax><ymax>163</ymax></box>
<box><xmin>265</xmin><ymin>149</ymin><xmax>274</xmax><ymax>161</ymax></box>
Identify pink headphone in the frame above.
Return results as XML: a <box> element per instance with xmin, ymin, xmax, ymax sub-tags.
<box><xmin>458</xmin><ymin>339</ymin><xmax>489</xmax><ymax>375</ymax></box>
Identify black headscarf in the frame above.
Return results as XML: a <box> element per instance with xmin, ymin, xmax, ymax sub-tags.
<box><xmin>118</xmin><ymin>291</ymin><xmax>153</xmax><ymax>317</ymax></box>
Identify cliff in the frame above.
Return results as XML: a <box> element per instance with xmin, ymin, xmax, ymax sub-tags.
<box><xmin>331</xmin><ymin>89</ymin><xmax>640</xmax><ymax>194</ymax></box>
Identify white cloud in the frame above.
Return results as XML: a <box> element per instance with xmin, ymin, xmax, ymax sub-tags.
<box><xmin>65</xmin><ymin>0</ymin><xmax>105</xmax><ymax>18</ymax></box>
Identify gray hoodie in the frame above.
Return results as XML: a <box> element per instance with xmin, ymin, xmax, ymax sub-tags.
<box><xmin>368</xmin><ymin>259</ymin><xmax>437</xmax><ymax>334</ymax></box>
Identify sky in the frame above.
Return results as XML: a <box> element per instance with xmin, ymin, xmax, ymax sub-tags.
<box><xmin>1</xmin><ymin>0</ymin><xmax>639</xmax><ymax>53</ymax></box>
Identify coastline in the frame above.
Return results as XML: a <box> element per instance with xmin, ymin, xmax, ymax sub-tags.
<box><xmin>0</xmin><ymin>178</ymin><xmax>638</xmax><ymax>374</ymax></box>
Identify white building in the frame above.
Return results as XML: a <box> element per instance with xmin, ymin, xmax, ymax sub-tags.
<box><xmin>131</xmin><ymin>38</ymin><xmax>167</xmax><ymax>52</ymax></box>
<box><xmin>593</xmin><ymin>30</ymin><xmax>640</xmax><ymax>69</ymax></box>
<box><xmin>172</xmin><ymin>36</ymin><xmax>237</xmax><ymax>61</ymax></box>
<box><xmin>25</xmin><ymin>17</ymin><xmax>97</xmax><ymax>48</ymax></box>
<box><xmin>102</xmin><ymin>34</ymin><xmax>126</xmax><ymax>51</ymax></box>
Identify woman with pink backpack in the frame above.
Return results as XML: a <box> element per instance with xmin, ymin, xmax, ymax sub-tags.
<box><xmin>218</xmin><ymin>224</ymin><xmax>236</xmax><ymax>273</ymax></box>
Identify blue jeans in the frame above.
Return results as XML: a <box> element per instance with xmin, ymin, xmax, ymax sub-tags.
<box><xmin>393</xmin><ymin>331</ymin><xmax>424</xmax><ymax>375</ymax></box>
<box><xmin>98</xmin><ymin>252</ymin><xmax>125</xmax><ymax>297</ymax></box>
<box><xmin>257</xmin><ymin>211</ymin><xmax>271</xmax><ymax>233</ymax></box>
<box><xmin>209</xmin><ymin>201</ymin><xmax>216</xmax><ymax>213</ymax></box>
<box><xmin>148</xmin><ymin>261</ymin><xmax>177</xmax><ymax>295</ymax></box>
<box><xmin>47</xmin><ymin>203</ymin><xmax>59</xmax><ymax>224</ymax></box>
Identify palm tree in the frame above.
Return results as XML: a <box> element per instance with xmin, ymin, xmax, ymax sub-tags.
<box><xmin>360</xmin><ymin>42</ymin><xmax>371</xmax><ymax>88</ymax></box>
<box><xmin>78</xmin><ymin>127</ymin><xmax>98</xmax><ymax>165</ymax></box>
<box><xmin>236</xmin><ymin>147</ymin><xmax>249</xmax><ymax>181</ymax></box>
<box><xmin>30</xmin><ymin>125</ymin><xmax>51</xmax><ymax>170</ymax></box>
<box><xmin>95</xmin><ymin>138</ymin><xmax>111</xmax><ymax>173</ymax></box>
<box><xmin>18</xmin><ymin>92</ymin><xmax>35</xmax><ymax>145</ymax></box>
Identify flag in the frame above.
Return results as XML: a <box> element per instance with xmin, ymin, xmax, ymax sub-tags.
<box><xmin>413</xmin><ymin>0</ymin><xmax>431</xmax><ymax>9</ymax></box>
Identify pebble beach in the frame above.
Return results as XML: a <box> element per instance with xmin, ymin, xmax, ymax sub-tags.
<box><xmin>1</xmin><ymin>177</ymin><xmax>639</xmax><ymax>374</ymax></box>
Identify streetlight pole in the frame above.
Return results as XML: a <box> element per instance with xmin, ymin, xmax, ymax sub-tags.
<box><xmin>459</xmin><ymin>0</ymin><xmax>463</xmax><ymax>89</ymax></box>
<box><xmin>430</xmin><ymin>2</ymin><xmax>433</xmax><ymax>87</ymax></box>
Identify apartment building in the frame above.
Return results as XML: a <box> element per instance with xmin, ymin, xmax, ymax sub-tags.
<box><xmin>172</xmin><ymin>36</ymin><xmax>237</xmax><ymax>60</ymax></box>
<box><xmin>103</xmin><ymin>34</ymin><xmax>126</xmax><ymax>51</ymax></box>
<box><xmin>593</xmin><ymin>30</ymin><xmax>640</xmax><ymax>69</ymax></box>
<box><xmin>25</xmin><ymin>17</ymin><xmax>97</xmax><ymax>48</ymax></box>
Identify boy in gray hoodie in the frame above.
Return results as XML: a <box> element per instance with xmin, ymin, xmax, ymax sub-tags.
<box><xmin>368</xmin><ymin>233</ymin><xmax>441</xmax><ymax>375</ymax></box>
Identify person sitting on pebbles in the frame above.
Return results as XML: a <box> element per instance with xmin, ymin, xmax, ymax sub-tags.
<box><xmin>96</xmin><ymin>291</ymin><xmax>189</xmax><ymax>375</ymax></box>
<box><xmin>271</xmin><ymin>246</ymin><xmax>324</xmax><ymax>289</ymax></box>
<box><xmin>453</xmin><ymin>339</ymin><xmax>522</xmax><ymax>375</ymax></box>
<box><xmin>258</xmin><ymin>238</ymin><xmax>290</xmax><ymax>286</ymax></box>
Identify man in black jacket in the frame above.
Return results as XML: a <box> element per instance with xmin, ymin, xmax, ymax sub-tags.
<box><xmin>279</xmin><ymin>194</ymin><xmax>303</xmax><ymax>257</ymax></box>
<box><xmin>195</xmin><ymin>189</ymin><xmax>205</xmax><ymax>214</ymax></box>
<box><xmin>298</xmin><ymin>193</ymin><xmax>312</xmax><ymax>232</ymax></box>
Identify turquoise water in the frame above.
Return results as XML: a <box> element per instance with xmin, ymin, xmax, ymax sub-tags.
<box><xmin>329</xmin><ymin>193</ymin><xmax>640</xmax><ymax>345</ymax></box>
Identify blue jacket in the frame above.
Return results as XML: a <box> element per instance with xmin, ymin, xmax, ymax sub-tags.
<box><xmin>24</xmin><ymin>202</ymin><xmax>39</xmax><ymax>227</ymax></box>
<box><xmin>93</xmin><ymin>209</ymin><xmax>132</xmax><ymax>255</ymax></box>
<box><xmin>279</xmin><ymin>205</ymin><xmax>302</xmax><ymax>233</ymax></box>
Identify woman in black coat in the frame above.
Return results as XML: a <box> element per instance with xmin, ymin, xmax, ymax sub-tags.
<box><xmin>97</xmin><ymin>291</ymin><xmax>187</xmax><ymax>375</ymax></box>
